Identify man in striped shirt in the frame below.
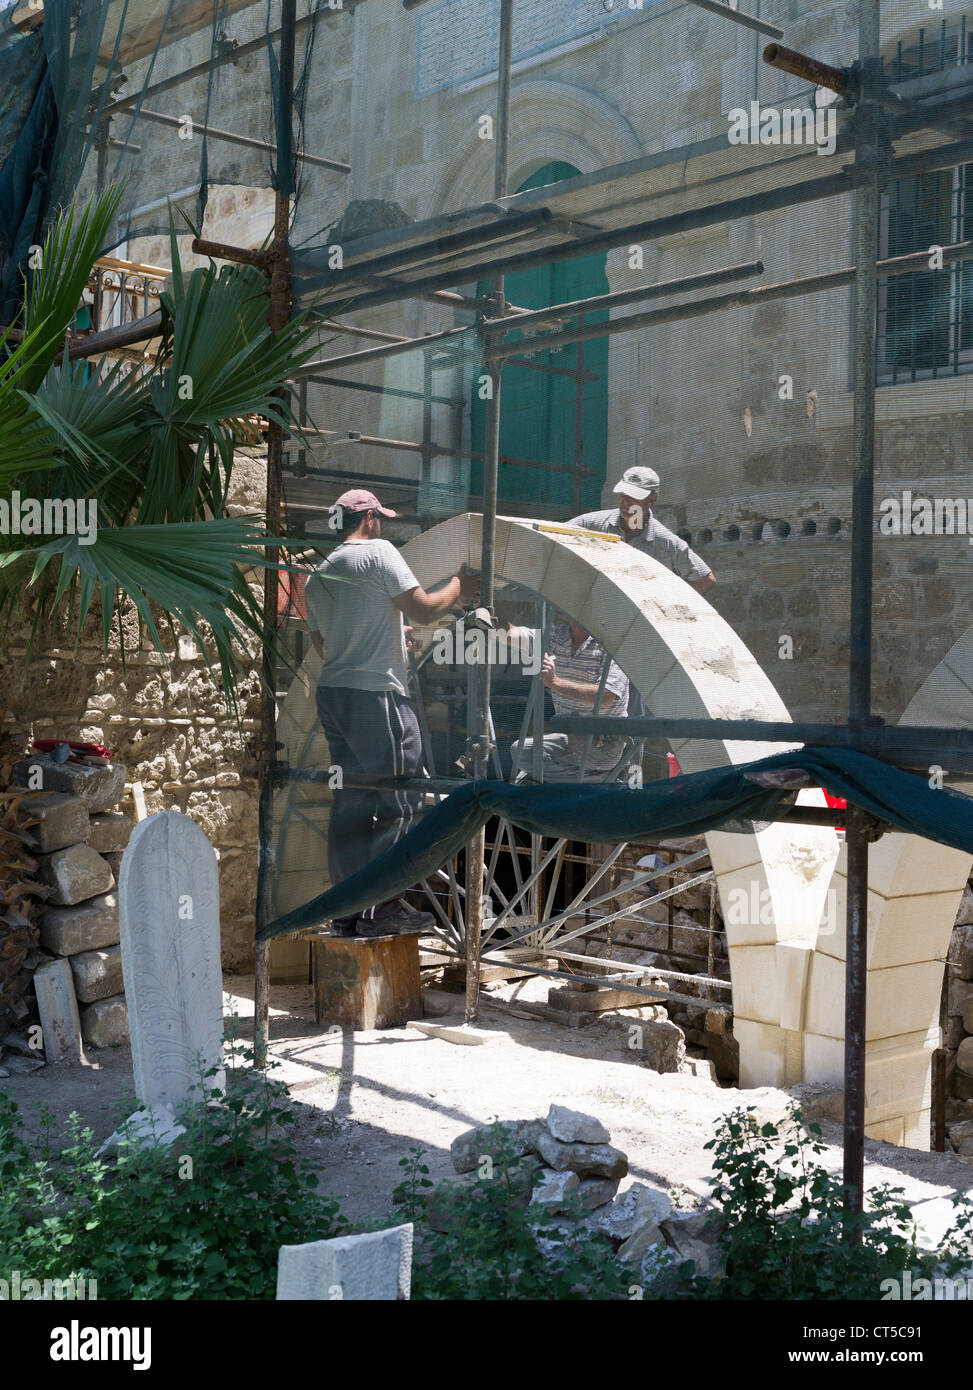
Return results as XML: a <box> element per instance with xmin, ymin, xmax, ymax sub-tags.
<box><xmin>509</xmin><ymin>617</ymin><xmax>631</xmax><ymax>782</ymax></box>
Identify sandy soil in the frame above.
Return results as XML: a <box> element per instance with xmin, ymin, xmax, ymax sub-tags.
<box><xmin>3</xmin><ymin>974</ymin><xmax>971</xmax><ymax>1248</ymax></box>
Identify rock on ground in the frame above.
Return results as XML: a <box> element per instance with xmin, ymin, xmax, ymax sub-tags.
<box><xmin>534</xmin><ymin>1130</ymin><xmax>628</xmax><ymax>1179</ymax></box>
<box><xmin>545</xmin><ymin>1104</ymin><xmax>610</xmax><ymax>1145</ymax></box>
<box><xmin>450</xmin><ymin>1119</ymin><xmax>542</xmax><ymax>1173</ymax></box>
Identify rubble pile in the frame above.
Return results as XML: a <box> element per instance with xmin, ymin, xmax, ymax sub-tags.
<box><xmin>442</xmin><ymin>1105</ymin><xmax>723</xmax><ymax>1287</ymax></box>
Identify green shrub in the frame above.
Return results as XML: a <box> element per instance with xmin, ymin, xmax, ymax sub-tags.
<box><xmin>687</xmin><ymin>1105</ymin><xmax>973</xmax><ymax>1300</ymax></box>
<box><xmin>0</xmin><ymin>1063</ymin><xmax>345</xmax><ymax>1300</ymax></box>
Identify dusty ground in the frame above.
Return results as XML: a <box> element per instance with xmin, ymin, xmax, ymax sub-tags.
<box><xmin>3</xmin><ymin>975</ymin><xmax>972</xmax><ymax>1244</ymax></box>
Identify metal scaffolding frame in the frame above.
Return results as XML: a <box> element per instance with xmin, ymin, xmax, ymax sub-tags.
<box><xmin>83</xmin><ymin>0</ymin><xmax>973</xmax><ymax>1225</ymax></box>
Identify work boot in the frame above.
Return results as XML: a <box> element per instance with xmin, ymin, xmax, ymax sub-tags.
<box><xmin>358</xmin><ymin>899</ymin><xmax>435</xmax><ymax>934</ymax></box>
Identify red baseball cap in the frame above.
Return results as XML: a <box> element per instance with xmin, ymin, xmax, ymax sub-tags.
<box><xmin>333</xmin><ymin>488</ymin><xmax>396</xmax><ymax>517</ymax></box>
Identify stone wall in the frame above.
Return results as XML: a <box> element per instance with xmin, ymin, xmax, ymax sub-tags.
<box><xmin>1</xmin><ymin>454</ymin><xmax>268</xmax><ymax>971</ymax></box>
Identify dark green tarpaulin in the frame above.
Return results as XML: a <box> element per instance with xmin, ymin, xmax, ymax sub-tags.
<box><xmin>258</xmin><ymin>746</ymin><xmax>973</xmax><ymax>940</ymax></box>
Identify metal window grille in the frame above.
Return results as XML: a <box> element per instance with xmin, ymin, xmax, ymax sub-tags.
<box><xmin>878</xmin><ymin>17</ymin><xmax>973</xmax><ymax>383</ymax></box>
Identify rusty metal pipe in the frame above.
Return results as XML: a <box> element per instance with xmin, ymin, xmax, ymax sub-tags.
<box><xmin>763</xmin><ymin>43</ymin><xmax>849</xmax><ymax>96</ymax></box>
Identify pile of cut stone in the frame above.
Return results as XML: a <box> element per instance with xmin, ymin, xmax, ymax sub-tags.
<box><xmin>441</xmin><ymin>1105</ymin><xmax>722</xmax><ymax>1287</ymax></box>
<box><xmin>10</xmin><ymin>753</ymin><xmax>132</xmax><ymax>1066</ymax></box>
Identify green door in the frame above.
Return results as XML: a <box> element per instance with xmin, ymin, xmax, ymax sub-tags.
<box><xmin>471</xmin><ymin>161</ymin><xmax>609</xmax><ymax>511</ymax></box>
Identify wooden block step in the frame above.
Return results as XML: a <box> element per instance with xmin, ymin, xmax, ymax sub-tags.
<box><xmin>311</xmin><ymin>929</ymin><xmax>421</xmax><ymax>1030</ymax></box>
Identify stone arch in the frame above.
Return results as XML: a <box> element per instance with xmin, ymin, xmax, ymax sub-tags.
<box><xmin>437</xmin><ymin>78</ymin><xmax>645</xmax><ymax>217</ymax></box>
<box><xmin>798</xmin><ymin>626</ymin><xmax>973</xmax><ymax>1148</ymax></box>
<box><xmin>270</xmin><ymin>515</ymin><xmax>841</xmax><ymax>1073</ymax></box>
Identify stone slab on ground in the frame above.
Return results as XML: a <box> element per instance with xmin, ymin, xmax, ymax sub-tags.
<box><xmin>33</xmin><ymin>957</ymin><xmax>83</xmax><ymax>1064</ymax></box>
<box><xmin>80</xmin><ymin>994</ymin><xmax>129</xmax><ymax>1048</ymax></box>
<box><xmin>40</xmin><ymin>893</ymin><xmax>120</xmax><ymax>956</ymax></box>
<box><xmin>13</xmin><ymin>756</ymin><xmax>127</xmax><ymax>813</ymax></box>
<box><xmin>277</xmin><ymin>1226</ymin><xmax>414</xmax><ymax>1300</ymax></box>
<box><xmin>86</xmin><ymin>812</ymin><xmax>133</xmax><ymax>855</ymax></box>
<box><xmin>408</xmin><ymin>1021</ymin><xmax>499</xmax><ymax>1046</ymax></box>
<box><xmin>18</xmin><ymin>792</ymin><xmax>90</xmax><ymax>853</ymax></box>
<box><xmin>69</xmin><ymin>945</ymin><xmax>124</xmax><ymax>1004</ymax></box>
<box><xmin>119</xmin><ymin>810</ymin><xmax>224</xmax><ymax>1108</ymax></box>
<box><xmin>37</xmin><ymin>844</ymin><xmax>114</xmax><ymax>906</ymax></box>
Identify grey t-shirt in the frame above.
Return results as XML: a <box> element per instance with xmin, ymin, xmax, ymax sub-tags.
<box><xmin>305</xmin><ymin>538</ymin><xmax>420</xmax><ymax>696</ymax></box>
<box><xmin>570</xmin><ymin>508</ymin><xmax>712</xmax><ymax>583</ymax></box>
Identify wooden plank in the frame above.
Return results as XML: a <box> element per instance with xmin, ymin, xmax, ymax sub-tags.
<box><xmin>311</xmin><ymin>930</ymin><xmax>421</xmax><ymax>1030</ymax></box>
<box><xmin>547</xmin><ymin>985</ymin><xmax>666</xmax><ymax>1014</ymax></box>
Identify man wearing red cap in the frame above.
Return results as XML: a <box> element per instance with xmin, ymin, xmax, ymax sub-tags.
<box><xmin>305</xmin><ymin>490</ymin><xmax>479</xmax><ymax>936</ymax></box>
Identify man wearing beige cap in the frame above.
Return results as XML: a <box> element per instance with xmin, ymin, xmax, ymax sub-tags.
<box><xmin>305</xmin><ymin>488</ymin><xmax>479</xmax><ymax>936</ymax></box>
<box><xmin>569</xmin><ymin>466</ymin><xmax>715</xmax><ymax>594</ymax></box>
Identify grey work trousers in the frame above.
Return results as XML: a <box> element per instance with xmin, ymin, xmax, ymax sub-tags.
<box><xmin>315</xmin><ymin>684</ymin><xmax>424</xmax><ymax>919</ymax></box>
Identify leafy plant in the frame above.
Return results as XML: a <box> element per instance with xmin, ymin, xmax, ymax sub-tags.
<box><xmin>688</xmin><ymin>1105</ymin><xmax>973</xmax><ymax>1300</ymax></box>
<box><xmin>0</xmin><ymin>1060</ymin><xmax>345</xmax><ymax>1299</ymax></box>
<box><xmin>0</xmin><ymin>190</ymin><xmax>321</xmax><ymax>709</ymax></box>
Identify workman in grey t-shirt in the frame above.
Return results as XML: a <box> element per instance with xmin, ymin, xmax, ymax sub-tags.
<box><xmin>570</xmin><ymin>465</ymin><xmax>715</xmax><ymax>594</ymax></box>
<box><xmin>305</xmin><ymin>487</ymin><xmax>479</xmax><ymax>937</ymax></box>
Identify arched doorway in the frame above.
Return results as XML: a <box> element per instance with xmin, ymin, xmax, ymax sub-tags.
<box><xmin>470</xmin><ymin>161</ymin><xmax>609</xmax><ymax>512</ymax></box>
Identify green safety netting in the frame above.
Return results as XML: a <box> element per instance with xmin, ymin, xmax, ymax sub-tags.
<box><xmin>257</xmin><ymin>747</ymin><xmax>973</xmax><ymax>940</ymax></box>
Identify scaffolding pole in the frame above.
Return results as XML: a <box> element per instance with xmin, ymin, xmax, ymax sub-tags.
<box><xmin>251</xmin><ymin>0</ymin><xmax>298</xmax><ymax>1072</ymax></box>
<box><xmin>843</xmin><ymin>0</ymin><xmax>882</xmax><ymax>1232</ymax></box>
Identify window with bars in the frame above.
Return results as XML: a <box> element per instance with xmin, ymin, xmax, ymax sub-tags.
<box><xmin>877</xmin><ymin>17</ymin><xmax>973</xmax><ymax>384</ymax></box>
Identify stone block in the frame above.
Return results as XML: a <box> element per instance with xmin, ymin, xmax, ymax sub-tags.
<box><xmin>617</xmin><ymin>1218</ymin><xmax>665</xmax><ymax>1266</ymax></box>
<box><xmin>86</xmin><ymin>812</ymin><xmax>133</xmax><ymax>855</ymax></box>
<box><xmin>40</xmin><ymin>893</ymin><xmax>120</xmax><ymax>955</ymax></box>
<box><xmin>103</xmin><ymin>852</ymin><xmax>124</xmax><ymax>878</ymax></box>
<box><xmin>37</xmin><ymin>844</ymin><xmax>114</xmax><ymax>906</ymax></box>
<box><xmin>950</xmin><ymin>924</ymin><xmax>973</xmax><ymax>979</ymax></box>
<box><xmin>33</xmin><ymin>957</ymin><xmax>83</xmax><ymax>1064</ymax></box>
<box><xmin>575</xmin><ymin>1177</ymin><xmax>620</xmax><ymax>1210</ymax></box>
<box><xmin>80</xmin><ymin>994</ymin><xmax>129</xmax><ymax>1047</ymax></box>
<box><xmin>950</xmin><ymin>978</ymin><xmax>973</xmax><ymax>1021</ymax></box>
<box><xmin>636</xmin><ymin>1017</ymin><xmax>686</xmax><ymax>1073</ymax></box>
<box><xmin>277</xmin><ymin>1224</ymin><xmax>413</xmax><ymax>1301</ymax></box>
<box><xmin>69</xmin><ymin>945</ymin><xmax>124</xmax><ymax>1004</ymax></box>
<box><xmin>13</xmin><ymin>756</ymin><xmax>126</xmax><ymax>813</ymax></box>
<box><xmin>530</xmin><ymin>1170</ymin><xmax>579</xmax><ymax>1211</ymax></box>
<box><xmin>534</xmin><ymin>1131</ymin><xmax>628</xmax><ymax>1179</ymax></box>
<box><xmin>545</xmin><ymin>1105</ymin><xmax>610</xmax><ymax>1145</ymax></box>
<box><xmin>957</xmin><ymin>1037</ymin><xmax>973</xmax><ymax>1077</ymax></box>
<box><xmin>587</xmin><ymin>1183</ymin><xmax>672</xmax><ymax>1243</ymax></box>
<box><xmin>17</xmin><ymin>792</ymin><xmax>90</xmax><ymax>853</ymax></box>
<box><xmin>450</xmin><ymin>1119</ymin><xmax>542</xmax><ymax>1173</ymax></box>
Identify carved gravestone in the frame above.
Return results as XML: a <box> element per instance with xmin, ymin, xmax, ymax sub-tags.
<box><xmin>119</xmin><ymin>810</ymin><xmax>225</xmax><ymax>1111</ymax></box>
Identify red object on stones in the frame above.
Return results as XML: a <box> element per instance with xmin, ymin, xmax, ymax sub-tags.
<box><xmin>32</xmin><ymin>738</ymin><xmax>112</xmax><ymax>762</ymax></box>
<box><xmin>667</xmin><ymin>753</ymin><xmax>681</xmax><ymax>777</ymax></box>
